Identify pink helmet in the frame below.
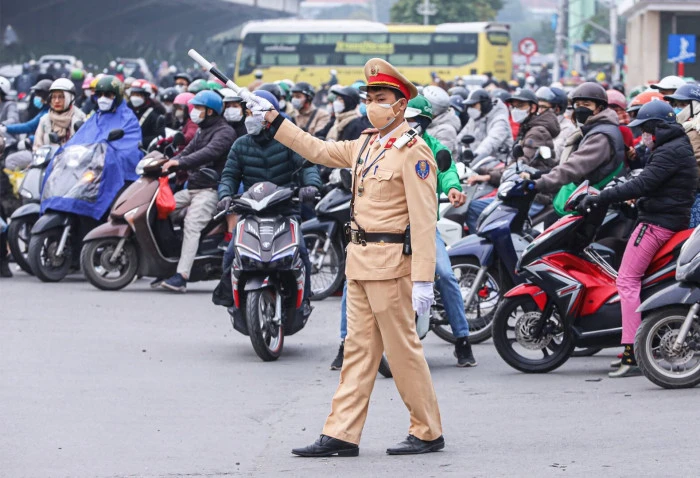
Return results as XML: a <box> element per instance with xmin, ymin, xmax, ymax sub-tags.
<box><xmin>606</xmin><ymin>89</ymin><xmax>627</xmax><ymax>109</ymax></box>
<box><xmin>174</xmin><ymin>92</ymin><xmax>195</xmax><ymax>113</ymax></box>
<box><xmin>82</xmin><ymin>76</ymin><xmax>94</xmax><ymax>89</ymax></box>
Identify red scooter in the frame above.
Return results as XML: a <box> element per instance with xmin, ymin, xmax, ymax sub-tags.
<box><xmin>491</xmin><ymin>181</ymin><xmax>691</xmax><ymax>373</ymax></box>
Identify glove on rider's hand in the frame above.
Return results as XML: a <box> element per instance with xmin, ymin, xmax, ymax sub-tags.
<box><xmin>412</xmin><ymin>281</ymin><xmax>434</xmax><ymax>316</ymax></box>
<box><xmin>521</xmin><ymin>179</ymin><xmax>537</xmax><ymax>193</ymax></box>
<box><xmin>217</xmin><ymin>196</ymin><xmax>232</xmax><ymax>212</ymax></box>
<box><xmin>576</xmin><ymin>194</ymin><xmax>603</xmax><ymax>214</ymax></box>
<box><xmin>299</xmin><ymin>186</ymin><xmax>318</xmax><ymax>203</ymax></box>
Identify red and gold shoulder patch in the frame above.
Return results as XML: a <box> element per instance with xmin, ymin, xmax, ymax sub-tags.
<box><xmin>407</xmin><ymin>137</ymin><xmax>418</xmax><ymax>148</ymax></box>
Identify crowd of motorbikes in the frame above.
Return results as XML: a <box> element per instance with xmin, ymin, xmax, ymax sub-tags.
<box><xmin>4</xmin><ymin>115</ymin><xmax>700</xmax><ymax>391</ymax></box>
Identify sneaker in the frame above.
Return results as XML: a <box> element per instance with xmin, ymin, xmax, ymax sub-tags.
<box><xmin>454</xmin><ymin>337</ymin><xmax>477</xmax><ymax>367</ymax></box>
<box><xmin>608</xmin><ymin>364</ymin><xmax>641</xmax><ymax>378</ymax></box>
<box><xmin>161</xmin><ymin>273</ymin><xmax>187</xmax><ymax>293</ymax></box>
<box><xmin>610</xmin><ymin>358</ymin><xmax>622</xmax><ymax>369</ymax></box>
<box><xmin>302</xmin><ymin>299</ymin><xmax>314</xmax><ymax>318</ymax></box>
<box><xmin>150</xmin><ymin>278</ymin><xmax>165</xmax><ymax>289</ymax></box>
<box><xmin>330</xmin><ymin>341</ymin><xmax>344</xmax><ymax>370</ymax></box>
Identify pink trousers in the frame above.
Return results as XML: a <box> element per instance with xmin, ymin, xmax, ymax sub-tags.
<box><xmin>617</xmin><ymin>222</ymin><xmax>675</xmax><ymax>344</ymax></box>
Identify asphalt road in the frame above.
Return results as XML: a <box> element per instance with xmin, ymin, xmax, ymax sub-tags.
<box><xmin>3</xmin><ymin>271</ymin><xmax>700</xmax><ymax>478</ymax></box>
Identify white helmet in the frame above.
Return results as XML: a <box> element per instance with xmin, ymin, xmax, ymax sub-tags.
<box><xmin>49</xmin><ymin>78</ymin><xmax>76</xmax><ymax>111</ymax></box>
<box><xmin>218</xmin><ymin>88</ymin><xmax>237</xmax><ymax>103</ymax></box>
<box><xmin>650</xmin><ymin>75</ymin><xmax>686</xmax><ymax>91</ymax></box>
<box><xmin>422</xmin><ymin>85</ymin><xmax>450</xmax><ymax>117</ymax></box>
<box><xmin>0</xmin><ymin>76</ymin><xmax>11</xmax><ymax>96</ymax></box>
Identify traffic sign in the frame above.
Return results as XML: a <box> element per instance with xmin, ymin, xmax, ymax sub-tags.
<box><xmin>668</xmin><ymin>34</ymin><xmax>696</xmax><ymax>64</ymax></box>
<box><xmin>518</xmin><ymin>37</ymin><xmax>538</xmax><ymax>58</ymax></box>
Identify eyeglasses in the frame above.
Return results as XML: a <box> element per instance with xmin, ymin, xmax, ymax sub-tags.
<box><xmin>95</xmin><ymin>91</ymin><xmax>116</xmax><ymax>99</ymax></box>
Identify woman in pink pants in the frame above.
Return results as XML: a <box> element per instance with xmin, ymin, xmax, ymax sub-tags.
<box><xmin>579</xmin><ymin>101</ymin><xmax>697</xmax><ymax>378</ymax></box>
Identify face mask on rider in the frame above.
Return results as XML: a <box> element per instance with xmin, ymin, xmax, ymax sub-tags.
<box><xmin>224</xmin><ymin>107</ymin><xmax>243</xmax><ymax>123</ymax></box>
<box><xmin>573</xmin><ymin>106</ymin><xmax>595</xmax><ymax>127</ymax></box>
<box><xmin>467</xmin><ymin>107</ymin><xmax>481</xmax><ymax>120</ymax></box>
<box><xmin>130</xmin><ymin>96</ymin><xmax>145</xmax><ymax>108</ymax></box>
<box><xmin>279</xmin><ymin>99</ymin><xmax>286</xmax><ymax>110</ymax></box>
<box><xmin>366</xmin><ymin>99</ymin><xmax>402</xmax><ymax>130</ymax></box>
<box><xmin>189</xmin><ymin>108</ymin><xmax>205</xmax><ymax>125</ymax></box>
<box><xmin>33</xmin><ymin>97</ymin><xmax>44</xmax><ymax>109</ymax></box>
<box><xmin>174</xmin><ymin>85</ymin><xmax>185</xmax><ymax>94</ymax></box>
<box><xmin>245</xmin><ymin>113</ymin><xmax>265</xmax><ymax>135</ymax></box>
<box><xmin>359</xmin><ymin>103</ymin><xmax>367</xmax><ymax>116</ymax></box>
<box><xmin>291</xmin><ymin>97</ymin><xmax>305</xmax><ymax>110</ymax></box>
<box><xmin>641</xmin><ymin>131</ymin><xmax>655</xmax><ymax>150</ymax></box>
<box><xmin>175</xmin><ymin>110</ymin><xmax>185</xmax><ymax>122</ymax></box>
<box><xmin>510</xmin><ymin>106</ymin><xmax>529</xmax><ymax>124</ymax></box>
<box><xmin>332</xmin><ymin>99</ymin><xmax>345</xmax><ymax>115</ymax></box>
<box><xmin>164</xmin><ymin>104</ymin><xmax>173</xmax><ymax>114</ymax></box>
<box><xmin>97</xmin><ymin>97</ymin><xmax>114</xmax><ymax>112</ymax></box>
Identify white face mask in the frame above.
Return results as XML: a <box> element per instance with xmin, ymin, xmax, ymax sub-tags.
<box><xmin>175</xmin><ymin>110</ymin><xmax>185</xmax><ymax>122</ymax></box>
<box><xmin>224</xmin><ymin>107</ymin><xmax>243</xmax><ymax>123</ymax></box>
<box><xmin>97</xmin><ymin>97</ymin><xmax>114</xmax><ymax>112</ymax></box>
<box><xmin>641</xmin><ymin>131</ymin><xmax>655</xmax><ymax>150</ymax></box>
<box><xmin>291</xmin><ymin>98</ymin><xmax>304</xmax><ymax>110</ymax></box>
<box><xmin>164</xmin><ymin>104</ymin><xmax>173</xmax><ymax>114</ymax></box>
<box><xmin>130</xmin><ymin>96</ymin><xmax>145</xmax><ymax>108</ymax></box>
<box><xmin>511</xmin><ymin>107</ymin><xmax>529</xmax><ymax>124</ymax></box>
<box><xmin>467</xmin><ymin>107</ymin><xmax>481</xmax><ymax>120</ymax></box>
<box><xmin>190</xmin><ymin>108</ymin><xmax>204</xmax><ymax>124</ymax></box>
<box><xmin>332</xmin><ymin>99</ymin><xmax>345</xmax><ymax>114</ymax></box>
<box><xmin>245</xmin><ymin>114</ymin><xmax>264</xmax><ymax>135</ymax></box>
<box><xmin>174</xmin><ymin>85</ymin><xmax>185</xmax><ymax>94</ymax></box>
<box><xmin>279</xmin><ymin>99</ymin><xmax>286</xmax><ymax>110</ymax></box>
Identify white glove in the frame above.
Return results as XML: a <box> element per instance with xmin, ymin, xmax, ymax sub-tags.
<box><xmin>412</xmin><ymin>281</ymin><xmax>434</xmax><ymax>316</ymax></box>
<box><xmin>247</xmin><ymin>94</ymin><xmax>274</xmax><ymax>114</ymax></box>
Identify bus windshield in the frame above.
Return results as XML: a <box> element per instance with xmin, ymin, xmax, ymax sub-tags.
<box><xmin>238</xmin><ymin>32</ymin><xmax>478</xmax><ymax>76</ymax></box>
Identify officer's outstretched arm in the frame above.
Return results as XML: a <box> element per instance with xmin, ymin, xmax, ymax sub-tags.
<box><xmin>404</xmin><ymin>142</ymin><xmax>438</xmax><ymax>282</ymax></box>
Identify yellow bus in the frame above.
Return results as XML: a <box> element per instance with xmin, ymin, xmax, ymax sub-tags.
<box><xmin>234</xmin><ymin>19</ymin><xmax>511</xmax><ymax>88</ymax></box>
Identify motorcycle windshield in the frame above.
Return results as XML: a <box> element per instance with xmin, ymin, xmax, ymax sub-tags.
<box><xmin>41</xmin><ymin>143</ymin><xmax>105</xmax><ymax>203</ymax></box>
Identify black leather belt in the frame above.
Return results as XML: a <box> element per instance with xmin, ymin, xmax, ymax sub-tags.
<box><xmin>350</xmin><ymin>229</ymin><xmax>404</xmax><ymax>245</ymax></box>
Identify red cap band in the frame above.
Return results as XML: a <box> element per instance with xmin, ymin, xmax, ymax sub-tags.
<box><xmin>367</xmin><ymin>72</ymin><xmax>411</xmax><ymax>100</ymax></box>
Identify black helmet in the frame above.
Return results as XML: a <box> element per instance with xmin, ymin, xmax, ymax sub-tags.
<box><xmin>335</xmin><ymin>86</ymin><xmax>360</xmax><ymax>111</ymax></box>
<box><xmin>257</xmin><ymin>83</ymin><xmax>283</xmax><ymax>101</ymax></box>
<box><xmin>612</xmin><ymin>82</ymin><xmax>625</xmax><ymax>96</ymax></box>
<box><xmin>628</xmin><ymin>101</ymin><xmax>677</xmax><ymax>129</ymax></box>
<box><xmin>665</xmin><ymin>83</ymin><xmax>700</xmax><ymax>103</ymax></box>
<box><xmin>465</xmin><ymin>89</ymin><xmax>493</xmax><ymax>115</ymax></box>
<box><xmin>447</xmin><ymin>86</ymin><xmax>469</xmax><ymax>100</ymax></box>
<box><xmin>571</xmin><ymin>82</ymin><xmax>608</xmax><ymax>107</ymax></box>
<box><xmin>95</xmin><ymin>75</ymin><xmax>123</xmax><ymax>105</ymax></box>
<box><xmin>174</xmin><ymin>72</ymin><xmax>192</xmax><ymax>84</ymax></box>
<box><xmin>550</xmin><ymin>87</ymin><xmax>569</xmax><ymax>114</ymax></box>
<box><xmin>160</xmin><ymin>87</ymin><xmax>178</xmax><ymax>103</ymax></box>
<box><xmin>490</xmin><ymin>88</ymin><xmax>511</xmax><ymax>103</ymax></box>
<box><xmin>31</xmin><ymin>79</ymin><xmax>53</xmax><ymax>99</ymax></box>
<box><xmin>291</xmin><ymin>81</ymin><xmax>315</xmax><ymax>99</ymax></box>
<box><xmin>505</xmin><ymin>88</ymin><xmax>538</xmax><ymax>105</ymax></box>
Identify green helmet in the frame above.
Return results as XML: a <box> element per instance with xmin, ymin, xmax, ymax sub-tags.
<box><xmin>70</xmin><ymin>68</ymin><xmax>85</xmax><ymax>81</ymax></box>
<box><xmin>276</xmin><ymin>80</ymin><xmax>291</xmax><ymax>100</ymax></box>
<box><xmin>206</xmin><ymin>80</ymin><xmax>223</xmax><ymax>91</ymax></box>
<box><xmin>188</xmin><ymin>79</ymin><xmax>207</xmax><ymax>94</ymax></box>
<box><xmin>94</xmin><ymin>75</ymin><xmax>123</xmax><ymax>105</ymax></box>
<box><xmin>405</xmin><ymin>95</ymin><xmax>434</xmax><ymax>120</ymax></box>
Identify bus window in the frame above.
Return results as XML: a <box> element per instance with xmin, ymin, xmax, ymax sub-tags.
<box><xmin>261</xmin><ymin>33</ymin><xmax>300</xmax><ymax>44</ymax></box>
<box><xmin>486</xmin><ymin>31</ymin><xmax>510</xmax><ymax>46</ymax></box>
<box><xmin>452</xmin><ymin>54</ymin><xmax>477</xmax><ymax>66</ymax></box>
<box><xmin>344</xmin><ymin>54</ymin><xmax>383</xmax><ymax>66</ymax></box>
<box><xmin>303</xmin><ymin>33</ymin><xmax>344</xmax><ymax>45</ymax></box>
<box><xmin>389</xmin><ymin>33</ymin><xmax>431</xmax><ymax>45</ymax></box>
<box><xmin>261</xmin><ymin>53</ymin><xmax>300</xmax><ymax>66</ymax></box>
<box><xmin>239</xmin><ymin>43</ymin><xmax>257</xmax><ymax>76</ymax></box>
<box><xmin>389</xmin><ymin>54</ymin><xmax>431</xmax><ymax>66</ymax></box>
<box><xmin>433</xmin><ymin>54</ymin><xmax>450</xmax><ymax>66</ymax></box>
<box><xmin>345</xmin><ymin>33</ymin><xmax>388</xmax><ymax>44</ymax></box>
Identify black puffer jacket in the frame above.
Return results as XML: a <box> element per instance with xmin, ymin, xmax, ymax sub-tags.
<box><xmin>177</xmin><ymin>115</ymin><xmax>236</xmax><ymax>190</ymax></box>
<box><xmin>600</xmin><ymin>123</ymin><xmax>697</xmax><ymax>231</ymax></box>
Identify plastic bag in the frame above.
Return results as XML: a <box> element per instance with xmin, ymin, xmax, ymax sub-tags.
<box><xmin>156</xmin><ymin>177</ymin><xmax>176</xmax><ymax>220</ymax></box>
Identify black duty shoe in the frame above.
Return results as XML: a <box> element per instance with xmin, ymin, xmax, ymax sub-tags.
<box><xmin>0</xmin><ymin>259</ymin><xmax>12</xmax><ymax>278</ymax></box>
<box><xmin>454</xmin><ymin>337</ymin><xmax>477</xmax><ymax>367</ymax></box>
<box><xmin>302</xmin><ymin>299</ymin><xmax>313</xmax><ymax>318</ymax></box>
<box><xmin>386</xmin><ymin>435</ymin><xmax>445</xmax><ymax>455</ymax></box>
<box><xmin>330</xmin><ymin>341</ymin><xmax>344</xmax><ymax>370</ymax></box>
<box><xmin>291</xmin><ymin>434</ymin><xmax>359</xmax><ymax>457</ymax></box>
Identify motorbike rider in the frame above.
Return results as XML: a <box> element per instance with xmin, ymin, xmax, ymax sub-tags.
<box><xmin>530</xmin><ymin>82</ymin><xmax>625</xmax><ymax>216</ymax></box>
<box><xmin>649</xmin><ymin>75</ymin><xmax>686</xmax><ymax>97</ymax></box>
<box><xmin>159</xmin><ymin>87</ymin><xmax>179</xmax><ymax>128</ymax></box>
<box><xmin>290</xmin><ymin>82</ymin><xmax>330</xmax><ymax>136</ymax></box>
<box><xmin>465</xmin><ymin>88</ymin><xmax>559</xmax><ymax>231</ymax></box>
<box><xmin>325</xmin><ymin>86</ymin><xmax>361</xmax><ymax>141</ymax></box>
<box><xmin>214</xmin><ymin>90</ymin><xmax>320</xmax><ymax>313</ymax></box>
<box><xmin>32</xmin><ymin>78</ymin><xmax>87</xmax><ymax>150</ymax></box>
<box><xmin>423</xmin><ymin>85</ymin><xmax>460</xmax><ymax>158</ymax></box>
<box><xmin>128</xmin><ymin>79</ymin><xmax>164</xmax><ymax>148</ymax></box>
<box><xmin>158</xmin><ymin>90</ymin><xmax>236</xmax><ymax>293</ymax></box>
<box><xmin>3</xmin><ymin>79</ymin><xmax>51</xmax><ymax>170</ymax></box>
<box><xmin>457</xmin><ymin>88</ymin><xmax>513</xmax><ymax>164</ymax></box>
<box><xmin>0</xmin><ymin>76</ymin><xmax>18</xmax><ymax>125</ymax></box>
<box><xmin>173</xmin><ymin>73</ymin><xmax>191</xmax><ymax>93</ymax></box>
<box><xmin>275</xmin><ymin>80</ymin><xmax>295</xmax><ymax>118</ymax></box>
<box><xmin>549</xmin><ymin>87</ymin><xmax>577</xmax><ymax>160</ymax></box>
<box><xmin>220</xmin><ymin>88</ymin><xmax>247</xmax><ymax>139</ymax></box>
<box><xmin>578</xmin><ymin>101</ymin><xmax>697</xmax><ymax>378</ymax></box>
<box><xmin>344</xmin><ymin>91</ymin><xmax>372</xmax><ymax>136</ymax></box>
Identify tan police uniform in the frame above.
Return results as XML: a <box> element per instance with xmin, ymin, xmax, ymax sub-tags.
<box><xmin>272</xmin><ymin>58</ymin><xmax>442</xmax><ymax>445</ymax></box>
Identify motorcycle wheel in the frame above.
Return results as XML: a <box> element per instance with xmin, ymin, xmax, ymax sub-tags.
<box><xmin>635</xmin><ymin>306</ymin><xmax>700</xmax><ymax>389</ymax></box>
<box><xmin>246</xmin><ymin>289</ymin><xmax>284</xmax><ymax>361</ymax></box>
<box><xmin>304</xmin><ymin>232</ymin><xmax>345</xmax><ymax>301</ymax></box>
<box><xmin>492</xmin><ymin>296</ymin><xmax>574</xmax><ymax>373</ymax></box>
<box><xmin>433</xmin><ymin>257</ymin><xmax>501</xmax><ymax>344</ymax></box>
<box><xmin>80</xmin><ymin>239</ymin><xmax>138</xmax><ymax>291</ymax></box>
<box><xmin>7</xmin><ymin>217</ymin><xmax>36</xmax><ymax>275</ymax></box>
<box><xmin>571</xmin><ymin>347</ymin><xmax>603</xmax><ymax>357</ymax></box>
<box><xmin>27</xmin><ymin>229</ymin><xmax>72</xmax><ymax>282</ymax></box>
<box><xmin>378</xmin><ymin>354</ymin><xmax>393</xmax><ymax>378</ymax></box>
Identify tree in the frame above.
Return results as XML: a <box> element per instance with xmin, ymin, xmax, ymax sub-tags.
<box><xmin>390</xmin><ymin>0</ymin><xmax>504</xmax><ymax>24</ymax></box>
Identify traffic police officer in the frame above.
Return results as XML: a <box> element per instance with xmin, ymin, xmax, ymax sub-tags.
<box><xmin>252</xmin><ymin>58</ymin><xmax>444</xmax><ymax>457</ymax></box>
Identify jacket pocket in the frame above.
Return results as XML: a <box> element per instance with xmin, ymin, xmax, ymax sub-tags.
<box><xmin>367</xmin><ymin>167</ymin><xmax>394</xmax><ymax>202</ymax></box>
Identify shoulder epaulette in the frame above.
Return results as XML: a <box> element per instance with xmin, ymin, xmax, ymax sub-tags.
<box><xmin>361</xmin><ymin>128</ymin><xmax>379</xmax><ymax>135</ymax></box>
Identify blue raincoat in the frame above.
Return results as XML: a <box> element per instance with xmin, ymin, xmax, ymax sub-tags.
<box><xmin>40</xmin><ymin>101</ymin><xmax>143</xmax><ymax>221</ymax></box>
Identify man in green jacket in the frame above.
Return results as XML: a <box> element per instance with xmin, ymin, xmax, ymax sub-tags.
<box><xmin>329</xmin><ymin>95</ymin><xmax>477</xmax><ymax>370</ymax></box>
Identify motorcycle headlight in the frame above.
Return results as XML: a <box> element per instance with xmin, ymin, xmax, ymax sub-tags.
<box><xmin>33</xmin><ymin>147</ymin><xmax>51</xmax><ymax>166</ymax></box>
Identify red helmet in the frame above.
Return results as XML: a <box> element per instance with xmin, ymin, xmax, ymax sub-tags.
<box><xmin>130</xmin><ymin>79</ymin><xmax>153</xmax><ymax>97</ymax></box>
<box><xmin>174</xmin><ymin>92</ymin><xmax>195</xmax><ymax>113</ymax></box>
<box><xmin>627</xmin><ymin>90</ymin><xmax>665</xmax><ymax>113</ymax></box>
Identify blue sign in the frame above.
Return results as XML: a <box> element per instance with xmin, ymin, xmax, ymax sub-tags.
<box><xmin>668</xmin><ymin>34</ymin><xmax>696</xmax><ymax>64</ymax></box>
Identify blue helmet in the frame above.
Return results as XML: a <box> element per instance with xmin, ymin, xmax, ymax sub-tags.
<box><xmin>449</xmin><ymin>94</ymin><xmax>464</xmax><ymax>113</ymax></box>
<box><xmin>189</xmin><ymin>90</ymin><xmax>223</xmax><ymax>115</ymax></box>
<box><xmin>665</xmin><ymin>83</ymin><xmax>700</xmax><ymax>103</ymax></box>
<box><xmin>628</xmin><ymin>100</ymin><xmax>676</xmax><ymax>128</ymax></box>
<box><xmin>254</xmin><ymin>89</ymin><xmax>280</xmax><ymax>112</ymax></box>
<box><xmin>550</xmin><ymin>87</ymin><xmax>569</xmax><ymax>113</ymax></box>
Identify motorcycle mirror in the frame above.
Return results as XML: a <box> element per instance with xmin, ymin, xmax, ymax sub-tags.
<box><xmin>436</xmin><ymin>149</ymin><xmax>452</xmax><ymax>173</ymax></box>
<box><xmin>107</xmin><ymin>129</ymin><xmax>125</xmax><ymax>141</ymax></box>
<box><xmin>461</xmin><ymin>135</ymin><xmax>476</xmax><ymax>145</ymax></box>
<box><xmin>461</xmin><ymin>149</ymin><xmax>475</xmax><ymax>163</ymax></box>
<box><xmin>171</xmin><ymin>132</ymin><xmax>185</xmax><ymax>148</ymax></box>
<box><xmin>339</xmin><ymin>168</ymin><xmax>353</xmax><ymax>190</ymax></box>
<box><xmin>74</xmin><ymin>121</ymin><xmax>84</xmax><ymax>133</ymax></box>
<box><xmin>539</xmin><ymin>146</ymin><xmax>552</xmax><ymax>160</ymax></box>
<box><xmin>512</xmin><ymin>144</ymin><xmax>524</xmax><ymax>159</ymax></box>
<box><xmin>48</xmin><ymin>132</ymin><xmax>60</xmax><ymax>144</ymax></box>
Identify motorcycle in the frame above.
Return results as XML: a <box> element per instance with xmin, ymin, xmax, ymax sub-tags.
<box><xmin>634</xmin><ymin>225</ymin><xmax>700</xmax><ymax>389</ymax></box>
<box><xmin>27</xmin><ymin>129</ymin><xmax>127</xmax><ymax>282</ymax></box>
<box><xmin>226</xmin><ymin>182</ymin><xmax>312</xmax><ymax>362</ymax></box>
<box><xmin>7</xmin><ymin>140</ymin><xmax>57</xmax><ymax>274</ymax></box>
<box><xmin>80</xmin><ymin>151</ymin><xmax>225</xmax><ymax>291</ymax></box>
<box><xmin>491</xmin><ymin>180</ymin><xmax>691</xmax><ymax>373</ymax></box>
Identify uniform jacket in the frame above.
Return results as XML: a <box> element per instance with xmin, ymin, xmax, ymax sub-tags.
<box><xmin>457</xmin><ymin>99</ymin><xmax>513</xmax><ymax>163</ymax></box>
<box><xmin>427</xmin><ymin>111</ymin><xmax>460</xmax><ymax>159</ymax></box>
<box><xmin>177</xmin><ymin>115</ymin><xmax>236</xmax><ymax>190</ymax></box>
<box><xmin>601</xmin><ymin>122</ymin><xmax>696</xmax><ymax>231</ymax></box>
<box><xmin>273</xmin><ymin>117</ymin><xmax>437</xmax><ymax>282</ymax></box>
<box><xmin>293</xmin><ymin>105</ymin><xmax>331</xmax><ymax>136</ymax></box>
<box><xmin>218</xmin><ymin>129</ymin><xmax>322</xmax><ymax>199</ymax></box>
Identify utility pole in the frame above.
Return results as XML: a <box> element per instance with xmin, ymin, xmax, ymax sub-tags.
<box><xmin>416</xmin><ymin>0</ymin><xmax>437</xmax><ymax>26</ymax></box>
<box><xmin>553</xmin><ymin>0</ymin><xmax>568</xmax><ymax>83</ymax></box>
<box><xmin>609</xmin><ymin>0</ymin><xmax>618</xmax><ymax>82</ymax></box>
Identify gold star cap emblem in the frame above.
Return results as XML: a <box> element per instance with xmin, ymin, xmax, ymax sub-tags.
<box><xmin>369</xmin><ymin>64</ymin><xmax>379</xmax><ymax>76</ymax></box>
